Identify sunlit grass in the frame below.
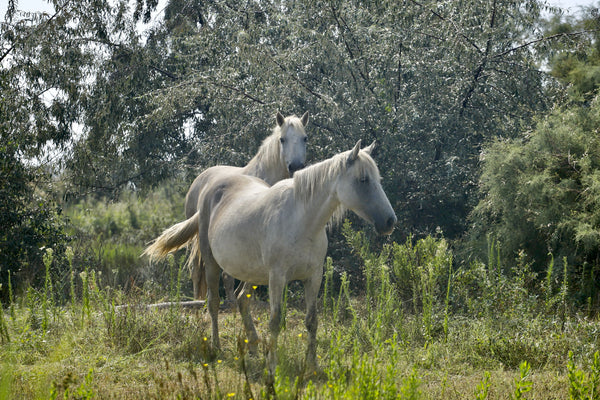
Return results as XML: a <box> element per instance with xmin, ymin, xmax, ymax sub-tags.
<box><xmin>2</xmin><ymin>229</ymin><xmax>600</xmax><ymax>398</ymax></box>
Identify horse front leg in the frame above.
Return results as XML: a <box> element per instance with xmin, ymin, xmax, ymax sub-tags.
<box><xmin>237</xmin><ymin>282</ymin><xmax>259</xmax><ymax>354</ymax></box>
<box><xmin>223</xmin><ymin>272</ymin><xmax>236</xmax><ymax>303</ymax></box>
<box><xmin>304</xmin><ymin>271</ymin><xmax>322</xmax><ymax>373</ymax></box>
<box><xmin>266</xmin><ymin>275</ymin><xmax>286</xmax><ymax>382</ymax></box>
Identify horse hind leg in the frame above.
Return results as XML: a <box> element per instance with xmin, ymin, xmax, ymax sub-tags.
<box><xmin>202</xmin><ymin>251</ymin><xmax>222</xmax><ymax>352</ymax></box>
<box><xmin>236</xmin><ymin>282</ymin><xmax>259</xmax><ymax>354</ymax></box>
<box><xmin>188</xmin><ymin>241</ymin><xmax>207</xmax><ymax>300</ymax></box>
<box><xmin>192</xmin><ymin>258</ymin><xmax>207</xmax><ymax>300</ymax></box>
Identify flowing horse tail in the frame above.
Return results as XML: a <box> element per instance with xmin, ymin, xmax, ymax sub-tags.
<box><xmin>143</xmin><ymin>212</ymin><xmax>200</xmax><ymax>262</ymax></box>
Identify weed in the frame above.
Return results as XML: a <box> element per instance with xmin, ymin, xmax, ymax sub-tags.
<box><xmin>0</xmin><ymin>309</ymin><xmax>8</xmax><ymax>344</ymax></box>
<box><xmin>513</xmin><ymin>361</ymin><xmax>533</xmax><ymax>400</ymax></box>
<box><xmin>399</xmin><ymin>367</ymin><xmax>421</xmax><ymax>400</ymax></box>
<box><xmin>475</xmin><ymin>371</ymin><xmax>491</xmax><ymax>400</ymax></box>
<box><xmin>567</xmin><ymin>350</ymin><xmax>600</xmax><ymax>400</ymax></box>
<box><xmin>42</xmin><ymin>247</ymin><xmax>54</xmax><ymax>334</ymax></box>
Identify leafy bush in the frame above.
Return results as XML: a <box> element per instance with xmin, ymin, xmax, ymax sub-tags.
<box><xmin>468</xmin><ymin>94</ymin><xmax>600</xmax><ymax>307</ymax></box>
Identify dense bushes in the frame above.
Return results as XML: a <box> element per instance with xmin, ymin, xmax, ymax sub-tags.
<box><xmin>468</xmin><ymin>94</ymin><xmax>600</xmax><ymax>307</ymax></box>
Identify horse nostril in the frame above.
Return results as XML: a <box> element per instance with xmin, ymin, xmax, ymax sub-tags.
<box><xmin>288</xmin><ymin>162</ymin><xmax>305</xmax><ymax>174</ymax></box>
<box><xmin>387</xmin><ymin>216</ymin><xmax>397</xmax><ymax>229</ymax></box>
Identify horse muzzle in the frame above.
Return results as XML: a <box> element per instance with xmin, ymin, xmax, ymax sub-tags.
<box><xmin>288</xmin><ymin>162</ymin><xmax>305</xmax><ymax>176</ymax></box>
<box><xmin>375</xmin><ymin>214</ymin><xmax>397</xmax><ymax>236</ymax></box>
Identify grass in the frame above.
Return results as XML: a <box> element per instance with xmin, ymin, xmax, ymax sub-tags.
<box><xmin>2</xmin><ymin>229</ymin><xmax>600</xmax><ymax>399</ymax></box>
<box><xmin>2</xmin><ymin>286</ymin><xmax>600</xmax><ymax>399</ymax></box>
<box><xmin>2</xmin><ymin>303</ymin><xmax>599</xmax><ymax>399</ymax></box>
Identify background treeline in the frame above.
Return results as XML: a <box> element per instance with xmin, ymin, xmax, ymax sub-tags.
<box><xmin>2</xmin><ymin>0</ymin><xmax>600</xmax><ymax>308</ymax></box>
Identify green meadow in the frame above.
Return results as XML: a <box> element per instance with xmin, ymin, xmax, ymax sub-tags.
<box><xmin>2</xmin><ymin>222</ymin><xmax>598</xmax><ymax>399</ymax></box>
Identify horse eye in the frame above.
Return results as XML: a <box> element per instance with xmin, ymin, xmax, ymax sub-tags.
<box><xmin>303</xmin><ymin>136</ymin><xmax>308</xmax><ymax>142</ymax></box>
<box><xmin>280</xmin><ymin>137</ymin><xmax>285</xmax><ymax>144</ymax></box>
<box><xmin>359</xmin><ymin>176</ymin><xmax>369</xmax><ymax>184</ymax></box>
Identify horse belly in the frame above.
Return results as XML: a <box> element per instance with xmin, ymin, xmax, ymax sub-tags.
<box><xmin>267</xmin><ymin>231</ymin><xmax>328</xmax><ymax>282</ymax></box>
<box><xmin>209</xmin><ymin>214</ymin><xmax>270</xmax><ymax>285</ymax></box>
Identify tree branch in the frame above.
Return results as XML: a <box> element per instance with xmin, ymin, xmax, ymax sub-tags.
<box><xmin>492</xmin><ymin>29</ymin><xmax>600</xmax><ymax>59</ymax></box>
<box><xmin>408</xmin><ymin>0</ymin><xmax>482</xmax><ymax>53</ymax></box>
<box><xmin>0</xmin><ymin>0</ymin><xmax>72</xmax><ymax>63</ymax></box>
<box><xmin>460</xmin><ymin>0</ymin><xmax>497</xmax><ymax>115</ymax></box>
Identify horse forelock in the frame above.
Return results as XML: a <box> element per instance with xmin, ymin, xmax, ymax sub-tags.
<box><xmin>252</xmin><ymin>116</ymin><xmax>306</xmax><ymax>166</ymax></box>
<box><xmin>353</xmin><ymin>152</ymin><xmax>381</xmax><ymax>182</ymax></box>
<box><xmin>279</xmin><ymin>115</ymin><xmax>305</xmax><ymax>138</ymax></box>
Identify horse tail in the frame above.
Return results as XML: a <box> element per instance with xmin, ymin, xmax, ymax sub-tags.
<box><xmin>143</xmin><ymin>212</ymin><xmax>199</xmax><ymax>261</ymax></box>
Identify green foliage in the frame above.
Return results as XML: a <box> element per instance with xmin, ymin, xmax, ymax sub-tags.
<box><xmin>64</xmin><ymin>184</ymin><xmax>188</xmax><ymax>293</ymax></box>
<box><xmin>546</xmin><ymin>7</ymin><xmax>600</xmax><ymax>102</ymax></box>
<box><xmin>567</xmin><ymin>351</ymin><xmax>600</xmax><ymax>400</ymax></box>
<box><xmin>343</xmin><ymin>221</ymin><xmax>453</xmax><ymax>342</ymax></box>
<box><xmin>0</xmin><ymin>134</ymin><xmax>68</xmax><ymax>302</ymax></box>
<box><xmin>475</xmin><ymin>371</ymin><xmax>492</xmax><ymax>400</ymax></box>
<box><xmin>50</xmin><ymin>368</ymin><xmax>95</xmax><ymax>400</ymax></box>
<box><xmin>469</xmin><ymin>94</ymin><xmax>600</xmax><ymax>304</ymax></box>
<box><xmin>513</xmin><ymin>361</ymin><xmax>533</xmax><ymax>399</ymax></box>
<box><xmin>3</xmin><ymin>228</ymin><xmax>600</xmax><ymax>398</ymax></box>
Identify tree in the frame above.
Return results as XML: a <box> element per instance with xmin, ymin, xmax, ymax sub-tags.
<box><xmin>545</xmin><ymin>3</ymin><xmax>600</xmax><ymax>103</ymax></box>
<box><xmin>105</xmin><ymin>0</ymin><xmax>560</xmax><ymax>239</ymax></box>
<box><xmin>466</xmin><ymin>5</ymin><xmax>600</xmax><ymax>304</ymax></box>
<box><xmin>0</xmin><ymin>0</ymin><xmax>138</xmax><ymax>295</ymax></box>
<box><xmin>469</xmin><ymin>94</ymin><xmax>600</xmax><ymax>303</ymax></box>
<box><xmin>0</xmin><ymin>72</ymin><xmax>68</xmax><ymax>299</ymax></box>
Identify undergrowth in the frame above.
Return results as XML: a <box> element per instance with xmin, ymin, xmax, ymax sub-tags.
<box><xmin>1</xmin><ymin>222</ymin><xmax>600</xmax><ymax>399</ymax></box>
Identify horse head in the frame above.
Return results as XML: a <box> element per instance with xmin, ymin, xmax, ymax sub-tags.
<box><xmin>277</xmin><ymin>111</ymin><xmax>309</xmax><ymax>176</ymax></box>
<box><xmin>337</xmin><ymin>140</ymin><xmax>397</xmax><ymax>235</ymax></box>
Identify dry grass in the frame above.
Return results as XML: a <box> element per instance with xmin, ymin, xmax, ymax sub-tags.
<box><xmin>2</xmin><ymin>293</ymin><xmax>598</xmax><ymax>399</ymax></box>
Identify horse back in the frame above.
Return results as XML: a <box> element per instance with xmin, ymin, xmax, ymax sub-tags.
<box><xmin>185</xmin><ymin>165</ymin><xmax>243</xmax><ymax>218</ymax></box>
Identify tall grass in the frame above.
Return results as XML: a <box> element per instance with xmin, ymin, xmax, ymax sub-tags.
<box><xmin>2</xmin><ymin>220</ymin><xmax>600</xmax><ymax>398</ymax></box>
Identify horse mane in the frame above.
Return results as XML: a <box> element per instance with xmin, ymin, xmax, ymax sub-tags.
<box><xmin>245</xmin><ymin>116</ymin><xmax>302</xmax><ymax>172</ymax></box>
<box><xmin>246</xmin><ymin>128</ymin><xmax>284</xmax><ymax>174</ymax></box>
<box><xmin>293</xmin><ymin>149</ymin><xmax>380</xmax><ymax>229</ymax></box>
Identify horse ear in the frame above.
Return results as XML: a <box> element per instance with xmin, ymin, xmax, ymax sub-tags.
<box><xmin>363</xmin><ymin>140</ymin><xmax>377</xmax><ymax>156</ymax></box>
<box><xmin>348</xmin><ymin>140</ymin><xmax>362</xmax><ymax>163</ymax></box>
<box><xmin>301</xmin><ymin>111</ymin><xmax>309</xmax><ymax>127</ymax></box>
<box><xmin>276</xmin><ymin>112</ymin><xmax>285</xmax><ymax>127</ymax></box>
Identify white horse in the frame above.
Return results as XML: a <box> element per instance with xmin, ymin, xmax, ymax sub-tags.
<box><xmin>144</xmin><ymin>140</ymin><xmax>396</xmax><ymax>380</ymax></box>
<box><xmin>184</xmin><ymin>112</ymin><xmax>308</xmax><ymax>300</ymax></box>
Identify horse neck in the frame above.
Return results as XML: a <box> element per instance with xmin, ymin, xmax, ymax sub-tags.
<box><xmin>293</xmin><ymin>157</ymin><xmax>345</xmax><ymax>235</ymax></box>
<box><xmin>243</xmin><ymin>134</ymin><xmax>287</xmax><ymax>185</ymax></box>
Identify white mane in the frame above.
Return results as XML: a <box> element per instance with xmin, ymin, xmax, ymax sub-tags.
<box><xmin>293</xmin><ymin>149</ymin><xmax>380</xmax><ymax>228</ymax></box>
<box><xmin>246</xmin><ymin>127</ymin><xmax>285</xmax><ymax>173</ymax></box>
